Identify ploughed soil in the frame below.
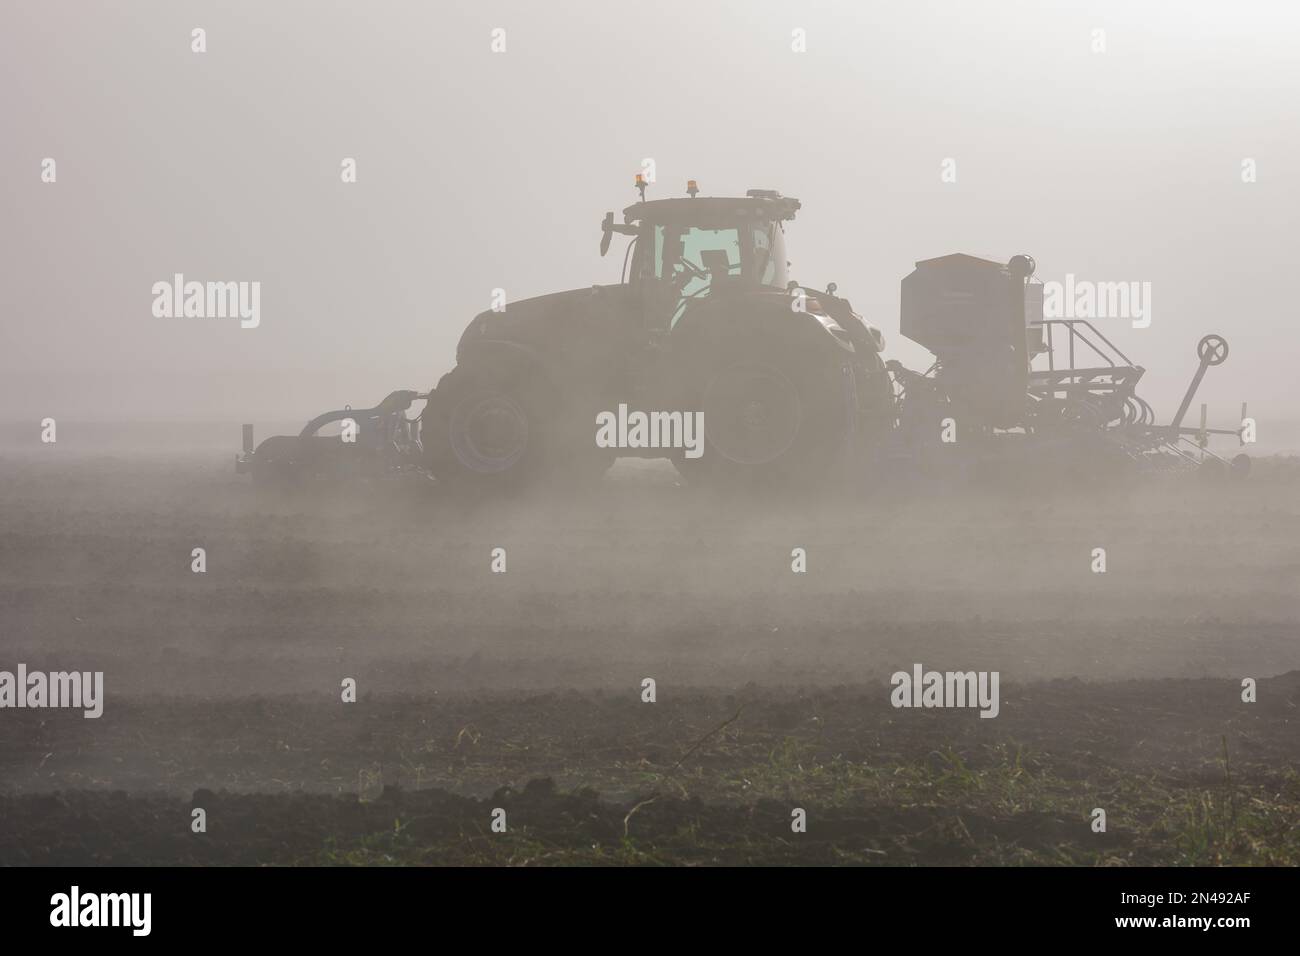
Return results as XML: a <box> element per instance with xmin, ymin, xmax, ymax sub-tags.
<box><xmin>2</xmin><ymin>676</ymin><xmax>1299</xmax><ymax>865</ymax></box>
<box><xmin>2</xmin><ymin>448</ymin><xmax>1299</xmax><ymax>865</ymax></box>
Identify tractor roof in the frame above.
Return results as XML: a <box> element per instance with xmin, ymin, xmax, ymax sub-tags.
<box><xmin>622</xmin><ymin>191</ymin><xmax>800</xmax><ymax>226</ymax></box>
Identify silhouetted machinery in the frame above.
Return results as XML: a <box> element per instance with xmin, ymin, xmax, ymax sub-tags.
<box><xmin>233</xmin><ymin>179</ymin><xmax>1248</xmax><ymax>489</ymax></box>
<box><xmin>890</xmin><ymin>253</ymin><xmax>1248</xmax><ymax>477</ymax></box>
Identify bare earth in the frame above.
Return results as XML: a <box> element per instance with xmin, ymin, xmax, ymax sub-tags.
<box><xmin>1</xmin><ymin>447</ymin><xmax>1298</xmax><ymax>865</ymax></box>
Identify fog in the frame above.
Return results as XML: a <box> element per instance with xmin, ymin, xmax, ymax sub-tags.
<box><xmin>3</xmin><ymin>2</ymin><xmax>1300</xmax><ymax>872</ymax></box>
<box><xmin>2</xmin><ymin>0</ymin><xmax>1298</xmax><ymax>430</ymax></box>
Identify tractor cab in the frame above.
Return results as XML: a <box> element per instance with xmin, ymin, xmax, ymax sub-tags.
<box><xmin>601</xmin><ymin>186</ymin><xmax>801</xmax><ymax>334</ymax></box>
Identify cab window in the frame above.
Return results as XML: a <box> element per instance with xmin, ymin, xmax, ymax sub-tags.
<box><xmin>654</xmin><ymin>225</ymin><xmax>742</xmax><ymax>282</ymax></box>
<box><xmin>653</xmin><ymin>225</ymin><xmax>742</xmax><ymax>327</ymax></box>
<box><xmin>752</xmin><ymin>222</ymin><xmax>788</xmax><ymax>290</ymax></box>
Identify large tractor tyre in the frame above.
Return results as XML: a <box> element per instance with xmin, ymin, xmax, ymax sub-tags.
<box><xmin>425</xmin><ymin>364</ymin><xmax>610</xmax><ymax>492</ymax></box>
<box><xmin>673</xmin><ymin>341</ymin><xmax>851</xmax><ymax>489</ymax></box>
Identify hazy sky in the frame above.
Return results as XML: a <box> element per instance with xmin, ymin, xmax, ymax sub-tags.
<box><xmin>2</xmin><ymin>0</ymin><xmax>1298</xmax><ymax>426</ymax></box>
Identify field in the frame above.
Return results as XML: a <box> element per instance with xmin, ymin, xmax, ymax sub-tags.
<box><xmin>2</xmin><ymin>439</ymin><xmax>1298</xmax><ymax>865</ymax></box>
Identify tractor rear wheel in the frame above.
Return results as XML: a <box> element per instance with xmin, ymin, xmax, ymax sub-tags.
<box><xmin>425</xmin><ymin>365</ymin><xmax>610</xmax><ymax>492</ymax></box>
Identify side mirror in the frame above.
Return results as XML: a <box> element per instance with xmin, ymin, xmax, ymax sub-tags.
<box><xmin>600</xmin><ymin>212</ymin><xmax>614</xmax><ymax>257</ymax></box>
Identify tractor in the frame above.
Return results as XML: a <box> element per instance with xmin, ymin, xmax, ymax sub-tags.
<box><xmin>419</xmin><ymin>183</ymin><xmax>892</xmax><ymax>489</ymax></box>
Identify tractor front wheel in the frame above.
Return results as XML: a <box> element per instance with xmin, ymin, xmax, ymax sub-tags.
<box><xmin>673</xmin><ymin>343</ymin><xmax>848</xmax><ymax>489</ymax></box>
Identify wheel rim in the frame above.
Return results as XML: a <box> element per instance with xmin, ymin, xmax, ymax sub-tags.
<box><xmin>449</xmin><ymin>393</ymin><xmax>530</xmax><ymax>473</ymax></box>
<box><xmin>702</xmin><ymin>364</ymin><xmax>802</xmax><ymax>464</ymax></box>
